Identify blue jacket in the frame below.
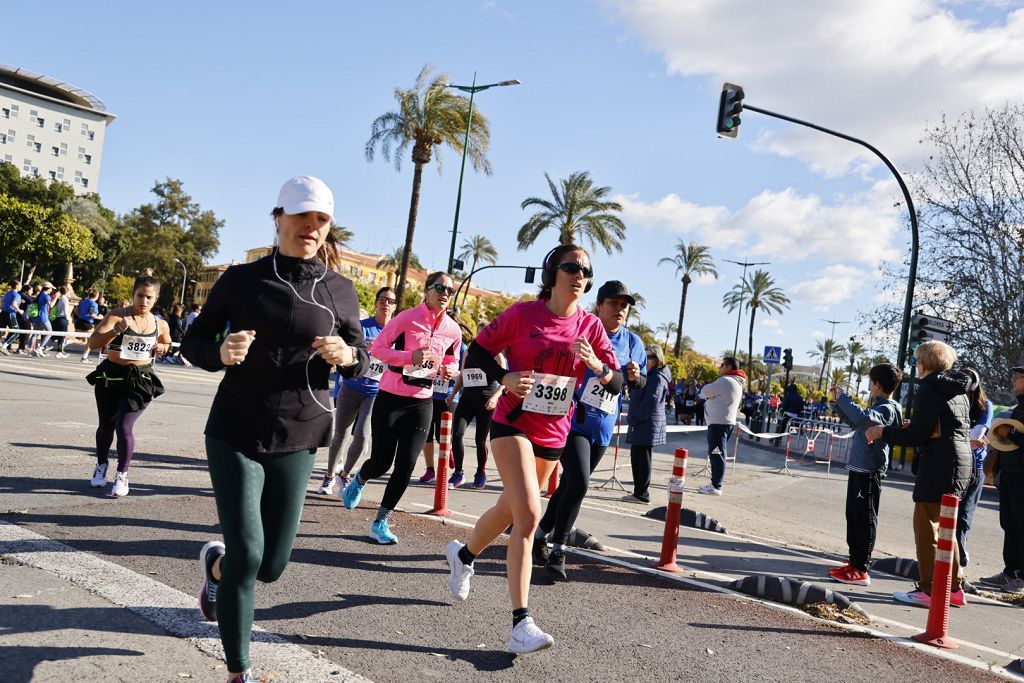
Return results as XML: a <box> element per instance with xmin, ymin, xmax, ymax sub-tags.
<box><xmin>572</xmin><ymin>326</ymin><xmax>647</xmax><ymax>446</ymax></box>
<box><xmin>836</xmin><ymin>393</ymin><xmax>902</xmax><ymax>473</ymax></box>
<box><xmin>627</xmin><ymin>365</ymin><xmax>671</xmax><ymax>447</ymax></box>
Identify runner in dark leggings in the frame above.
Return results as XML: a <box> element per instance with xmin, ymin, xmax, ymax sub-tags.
<box><xmin>85</xmin><ymin>276</ymin><xmax>172</xmax><ymax>497</ymax></box>
<box><xmin>449</xmin><ymin>354</ymin><xmax>504</xmax><ymax>488</ymax></box>
<box><xmin>341</xmin><ymin>272</ymin><xmax>462</xmax><ymax>545</ymax></box>
<box><xmin>533</xmin><ymin>280</ymin><xmax>647</xmax><ymax>580</ymax></box>
<box><xmin>182</xmin><ymin>176</ymin><xmax>367</xmax><ymax>683</ymax></box>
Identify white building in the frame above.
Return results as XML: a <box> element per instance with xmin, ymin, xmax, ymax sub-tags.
<box><xmin>0</xmin><ymin>64</ymin><xmax>115</xmax><ymax>194</ymax></box>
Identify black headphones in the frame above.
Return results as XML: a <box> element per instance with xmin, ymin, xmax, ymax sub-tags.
<box><xmin>540</xmin><ymin>245</ymin><xmax>593</xmax><ymax>293</ymax></box>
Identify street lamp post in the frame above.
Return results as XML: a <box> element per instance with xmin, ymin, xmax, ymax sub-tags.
<box><xmin>443</xmin><ymin>74</ymin><xmax>520</xmax><ymax>274</ymax></box>
<box><xmin>172</xmin><ymin>258</ymin><xmax>187</xmax><ymax>305</ymax></box>
<box><xmin>821</xmin><ymin>318</ymin><xmax>850</xmax><ymax>389</ymax></box>
<box><xmin>724</xmin><ymin>258</ymin><xmax>770</xmax><ymax>359</ymax></box>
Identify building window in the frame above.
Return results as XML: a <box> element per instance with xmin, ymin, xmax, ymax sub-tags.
<box><xmin>54</xmin><ymin>117</ymin><xmax>71</xmax><ymax>133</ymax></box>
<box><xmin>81</xmin><ymin>177</ymin><xmax>88</xmax><ymax>188</ymax></box>
<box><xmin>26</xmin><ymin>134</ymin><xmax>35</xmax><ymax>148</ymax></box>
<box><xmin>29</xmin><ymin>110</ymin><xmax>38</xmax><ymax>123</ymax></box>
<box><xmin>80</xmin><ymin>123</ymin><xmax>95</xmax><ymax>141</ymax></box>
<box><xmin>83</xmin><ymin>153</ymin><xmax>92</xmax><ymax>165</ymax></box>
<box><xmin>48</xmin><ymin>170</ymin><xmax>57</xmax><ymax>180</ymax></box>
<box><xmin>55</xmin><ymin>166</ymin><xmax>64</xmax><ymax>180</ymax></box>
<box><xmin>1</xmin><ymin>108</ymin><xmax>8</xmax><ymax>119</ymax></box>
<box><xmin>7</xmin><ymin>130</ymin><xmax>14</xmax><ymax>144</ymax></box>
<box><xmin>36</xmin><ymin>117</ymin><xmax>44</xmax><ymax>128</ymax></box>
<box><xmin>10</xmin><ymin>104</ymin><xmax>18</xmax><ymax>118</ymax></box>
<box><xmin>52</xmin><ymin>146</ymin><xmax>60</xmax><ymax>157</ymax></box>
<box><xmin>0</xmin><ymin>132</ymin><xmax>5</xmax><ymax>144</ymax></box>
<box><xmin>23</xmin><ymin>159</ymin><xmax>31</xmax><ymax>172</ymax></box>
<box><xmin>77</xmin><ymin>146</ymin><xmax>85</xmax><ymax>159</ymax></box>
<box><xmin>3</xmin><ymin>154</ymin><xmax>11</xmax><ymax>164</ymax></box>
<box><xmin>60</xmin><ymin>143</ymin><xmax>67</xmax><ymax>157</ymax></box>
<box><xmin>74</xmin><ymin>170</ymin><xmax>82</xmax><ymax>184</ymax></box>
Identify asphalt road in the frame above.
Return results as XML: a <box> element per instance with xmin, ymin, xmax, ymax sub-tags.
<box><xmin>0</xmin><ymin>353</ymin><xmax>1019</xmax><ymax>681</ymax></box>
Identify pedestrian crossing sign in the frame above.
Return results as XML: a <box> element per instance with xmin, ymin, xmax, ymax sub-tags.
<box><xmin>763</xmin><ymin>346</ymin><xmax>781</xmax><ymax>364</ymax></box>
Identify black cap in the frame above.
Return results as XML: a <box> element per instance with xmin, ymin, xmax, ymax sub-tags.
<box><xmin>596</xmin><ymin>280</ymin><xmax>636</xmax><ymax>305</ymax></box>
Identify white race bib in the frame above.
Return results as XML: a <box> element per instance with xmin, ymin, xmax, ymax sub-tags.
<box><xmin>522</xmin><ymin>373</ymin><xmax>574</xmax><ymax>416</ymax></box>
<box><xmin>119</xmin><ymin>335</ymin><xmax>154</xmax><ymax>361</ymax></box>
<box><xmin>580</xmin><ymin>376</ymin><xmax>617</xmax><ymax>414</ymax></box>
<box><xmin>432</xmin><ymin>374</ymin><xmax>448</xmax><ymax>394</ymax></box>
<box><xmin>363</xmin><ymin>357</ymin><xmax>386</xmax><ymax>382</ymax></box>
<box><xmin>685</xmin><ymin>400</ymin><xmax>695</xmax><ymax>407</ymax></box>
<box><xmin>403</xmin><ymin>358</ymin><xmax>437</xmax><ymax>379</ymax></box>
<box><xmin>462</xmin><ymin>368</ymin><xmax>488</xmax><ymax>388</ymax></box>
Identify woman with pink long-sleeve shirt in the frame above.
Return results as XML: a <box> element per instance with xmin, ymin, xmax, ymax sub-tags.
<box><xmin>340</xmin><ymin>272</ymin><xmax>462</xmax><ymax>544</ymax></box>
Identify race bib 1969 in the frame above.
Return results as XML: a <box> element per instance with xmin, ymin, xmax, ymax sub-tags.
<box><xmin>522</xmin><ymin>373</ymin><xmax>574</xmax><ymax>416</ymax></box>
<box><xmin>363</xmin><ymin>357</ymin><xmax>386</xmax><ymax>382</ymax></box>
<box><xmin>580</xmin><ymin>376</ymin><xmax>617</xmax><ymax>414</ymax></box>
<box><xmin>462</xmin><ymin>368</ymin><xmax>488</xmax><ymax>388</ymax></box>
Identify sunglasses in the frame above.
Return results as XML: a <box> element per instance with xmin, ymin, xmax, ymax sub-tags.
<box><xmin>377</xmin><ymin>297</ymin><xmax>397</xmax><ymax>305</ymax></box>
<box><xmin>429</xmin><ymin>284</ymin><xmax>456</xmax><ymax>296</ymax></box>
<box><xmin>556</xmin><ymin>263</ymin><xmax>594</xmax><ymax>278</ymax></box>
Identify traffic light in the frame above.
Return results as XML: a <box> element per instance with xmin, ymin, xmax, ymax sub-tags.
<box><xmin>783</xmin><ymin>348</ymin><xmax>793</xmax><ymax>371</ymax></box>
<box><xmin>524</xmin><ymin>267</ymin><xmax>536</xmax><ymax>284</ymax></box>
<box><xmin>717</xmin><ymin>82</ymin><xmax>745</xmax><ymax>139</ymax></box>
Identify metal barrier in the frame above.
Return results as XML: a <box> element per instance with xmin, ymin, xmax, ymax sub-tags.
<box><xmin>740</xmin><ymin>417</ymin><xmax>854</xmax><ymax>479</ymax></box>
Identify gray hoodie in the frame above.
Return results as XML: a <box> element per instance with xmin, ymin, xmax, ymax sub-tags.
<box><xmin>700</xmin><ymin>373</ymin><xmax>746</xmax><ymax>425</ymax></box>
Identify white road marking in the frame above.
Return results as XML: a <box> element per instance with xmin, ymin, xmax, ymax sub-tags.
<box><xmin>0</xmin><ymin>521</ymin><xmax>370</xmax><ymax>683</ymax></box>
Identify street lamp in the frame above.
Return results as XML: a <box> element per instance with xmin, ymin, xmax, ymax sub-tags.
<box><xmin>172</xmin><ymin>258</ymin><xmax>187</xmax><ymax>305</ymax></box>
<box><xmin>820</xmin><ymin>318</ymin><xmax>850</xmax><ymax>388</ymax></box>
<box><xmin>442</xmin><ymin>74</ymin><xmax>521</xmax><ymax>274</ymax></box>
<box><xmin>724</xmin><ymin>258</ymin><xmax>770</xmax><ymax>359</ymax></box>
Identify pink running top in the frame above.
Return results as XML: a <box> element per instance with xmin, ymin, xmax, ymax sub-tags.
<box><xmin>476</xmin><ymin>299</ymin><xmax>619</xmax><ymax>449</ymax></box>
<box><xmin>370</xmin><ymin>303</ymin><xmax>462</xmax><ymax>400</ymax></box>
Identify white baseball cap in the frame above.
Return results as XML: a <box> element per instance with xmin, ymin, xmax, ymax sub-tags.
<box><xmin>276</xmin><ymin>176</ymin><xmax>334</xmax><ymax>221</ymax></box>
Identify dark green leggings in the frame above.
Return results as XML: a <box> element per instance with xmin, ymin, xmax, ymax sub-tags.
<box><xmin>206</xmin><ymin>435</ymin><xmax>316</xmax><ymax>673</ymax></box>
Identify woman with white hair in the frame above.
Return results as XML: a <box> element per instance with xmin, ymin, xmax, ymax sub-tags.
<box><xmin>625</xmin><ymin>343</ymin><xmax>671</xmax><ymax>504</ymax></box>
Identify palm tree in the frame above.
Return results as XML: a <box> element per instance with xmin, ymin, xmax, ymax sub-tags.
<box><xmin>377</xmin><ymin>247</ymin><xmax>423</xmax><ymax>273</ymax></box>
<box><xmin>854</xmin><ymin>358</ymin><xmax>873</xmax><ymax>396</ymax></box>
<box><xmin>516</xmin><ymin>171</ymin><xmax>626</xmax><ymax>254</ymax></box>
<box><xmin>657</xmin><ymin>321</ymin><xmax>678</xmax><ymax>347</ymax></box>
<box><xmin>808</xmin><ymin>338</ymin><xmax>847</xmax><ymax>391</ymax></box>
<box><xmin>722</xmin><ymin>269</ymin><xmax>790</xmax><ymax>380</ymax></box>
<box><xmin>631</xmin><ymin>321</ymin><xmax>657</xmax><ymax>346</ymax></box>
<box><xmin>830</xmin><ymin>368</ymin><xmax>850</xmax><ymax>393</ymax></box>
<box><xmin>658</xmin><ymin>240</ymin><xmax>718</xmax><ymax>357</ymax></box>
<box><xmin>456</xmin><ymin>234</ymin><xmax>498</xmax><ymax>306</ymax></box>
<box><xmin>366</xmin><ymin>65</ymin><xmax>491</xmax><ymax>307</ymax></box>
<box><xmin>845</xmin><ymin>338</ymin><xmax>866</xmax><ymax>392</ymax></box>
<box><xmin>627</xmin><ymin>291</ymin><xmax>646</xmax><ymax>323</ymax></box>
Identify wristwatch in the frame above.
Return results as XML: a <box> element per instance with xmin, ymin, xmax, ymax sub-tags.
<box><xmin>599</xmin><ymin>363</ymin><xmax>612</xmax><ymax>381</ymax></box>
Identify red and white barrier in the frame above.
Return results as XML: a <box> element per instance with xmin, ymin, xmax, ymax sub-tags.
<box><xmin>653</xmin><ymin>447</ymin><xmax>687</xmax><ymax>573</ymax></box>
<box><xmin>913</xmin><ymin>493</ymin><xmax>960</xmax><ymax>649</ymax></box>
<box><xmin>426</xmin><ymin>411</ymin><xmax>454</xmax><ymax>517</ymax></box>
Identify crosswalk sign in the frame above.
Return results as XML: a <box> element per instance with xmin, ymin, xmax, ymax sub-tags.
<box><xmin>763</xmin><ymin>346</ymin><xmax>781</xmax><ymax>365</ymax></box>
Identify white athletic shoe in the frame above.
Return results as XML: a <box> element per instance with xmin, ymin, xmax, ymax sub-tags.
<box><xmin>55</xmin><ymin>352</ymin><xmax>69</xmax><ymax>359</ymax></box>
<box><xmin>318</xmin><ymin>473</ymin><xmax>335</xmax><ymax>495</ymax></box>
<box><xmin>697</xmin><ymin>483</ymin><xmax>722</xmax><ymax>496</ymax></box>
<box><xmin>111</xmin><ymin>471</ymin><xmax>130</xmax><ymax>497</ymax></box>
<box><xmin>508</xmin><ymin>617</ymin><xmax>554</xmax><ymax>654</ymax></box>
<box><xmin>90</xmin><ymin>463</ymin><xmax>109</xmax><ymax>487</ymax></box>
<box><xmin>445</xmin><ymin>540</ymin><xmax>474</xmax><ymax>601</ymax></box>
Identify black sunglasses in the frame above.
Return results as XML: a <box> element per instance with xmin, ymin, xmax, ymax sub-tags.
<box><xmin>377</xmin><ymin>297</ymin><xmax>397</xmax><ymax>305</ymax></box>
<box><xmin>556</xmin><ymin>263</ymin><xmax>594</xmax><ymax>278</ymax></box>
<box><xmin>429</xmin><ymin>283</ymin><xmax>456</xmax><ymax>296</ymax></box>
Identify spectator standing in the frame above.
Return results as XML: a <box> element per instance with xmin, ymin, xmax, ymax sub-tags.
<box><xmin>957</xmin><ymin>367</ymin><xmax>992</xmax><ymax>575</ymax></box>
<box><xmin>698</xmin><ymin>357</ymin><xmax>746</xmax><ymax>495</ymax></box>
<box><xmin>624</xmin><ymin>344</ymin><xmax>670</xmax><ymax>504</ymax></box>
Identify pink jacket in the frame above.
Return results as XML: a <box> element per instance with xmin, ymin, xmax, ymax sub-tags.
<box><xmin>370</xmin><ymin>303</ymin><xmax>462</xmax><ymax>399</ymax></box>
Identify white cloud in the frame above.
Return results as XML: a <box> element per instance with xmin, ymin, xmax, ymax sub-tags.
<box><xmin>762</xmin><ymin>318</ymin><xmax>785</xmax><ymax>336</ymax></box>
<box><xmin>607</xmin><ymin>0</ymin><xmax>1024</xmax><ymax>176</ymax></box>
<box><xmin>790</xmin><ymin>264</ymin><xmax>874</xmax><ymax>309</ymax></box>
<box><xmin>812</xmin><ymin>330</ymin><xmax>828</xmax><ymax>338</ymax></box>
<box><xmin>617</xmin><ymin>181</ymin><xmax>904</xmax><ymax>266</ymax></box>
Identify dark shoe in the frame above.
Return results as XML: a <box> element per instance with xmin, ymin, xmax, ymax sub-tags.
<box><xmin>546</xmin><ymin>549</ymin><xmax>567</xmax><ymax>581</ymax></box>
<box><xmin>198</xmin><ymin>541</ymin><xmax>225</xmax><ymax>622</ymax></box>
<box><xmin>532</xmin><ymin>536</ymin><xmax>550</xmax><ymax>566</ymax></box>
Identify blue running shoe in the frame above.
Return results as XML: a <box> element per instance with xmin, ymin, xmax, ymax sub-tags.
<box><xmin>342</xmin><ymin>473</ymin><xmax>365</xmax><ymax>510</ymax></box>
<box><xmin>370</xmin><ymin>518</ymin><xmax>398</xmax><ymax>544</ymax></box>
<box><xmin>471</xmin><ymin>471</ymin><xmax>487</xmax><ymax>489</ymax></box>
<box><xmin>448</xmin><ymin>470</ymin><xmax>465</xmax><ymax>489</ymax></box>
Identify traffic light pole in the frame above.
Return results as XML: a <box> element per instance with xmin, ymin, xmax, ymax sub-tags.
<box><xmin>450</xmin><ymin>264</ymin><xmax>533</xmax><ymax>317</ymax></box>
<box><xmin>741</xmin><ymin>103</ymin><xmax>919</xmax><ymax>371</ymax></box>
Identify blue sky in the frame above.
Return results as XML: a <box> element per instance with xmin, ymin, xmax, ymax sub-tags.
<box><xmin>7</xmin><ymin>0</ymin><xmax>1024</xmax><ymax>365</ymax></box>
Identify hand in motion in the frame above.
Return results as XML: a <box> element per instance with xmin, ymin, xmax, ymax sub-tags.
<box><xmin>220</xmin><ymin>330</ymin><xmax>256</xmax><ymax>366</ymax></box>
<box><xmin>153</xmin><ymin>342</ymin><xmax>169</xmax><ymax>356</ymax></box>
<box><xmin>502</xmin><ymin>371</ymin><xmax>535</xmax><ymax>399</ymax></box>
<box><xmin>571</xmin><ymin>336</ymin><xmax>603</xmax><ymax>374</ymax></box>
<box><xmin>864</xmin><ymin>425</ymin><xmax>884</xmax><ymax>444</ymax></box>
<box><xmin>411</xmin><ymin>347</ymin><xmax>437</xmax><ymax>368</ymax></box>
<box><xmin>625</xmin><ymin>360</ymin><xmax>640</xmax><ymax>382</ymax></box>
<box><xmin>313</xmin><ymin>336</ymin><xmax>354</xmax><ymax>366</ymax></box>
<box><xmin>484</xmin><ymin>395</ymin><xmax>499</xmax><ymax>411</ymax></box>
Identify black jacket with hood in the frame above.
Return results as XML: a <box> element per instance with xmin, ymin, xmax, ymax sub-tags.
<box><xmin>881</xmin><ymin>370</ymin><xmax>972</xmax><ymax>502</ymax></box>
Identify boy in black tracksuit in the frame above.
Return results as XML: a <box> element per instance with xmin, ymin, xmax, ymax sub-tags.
<box><xmin>828</xmin><ymin>364</ymin><xmax>903</xmax><ymax>586</ymax></box>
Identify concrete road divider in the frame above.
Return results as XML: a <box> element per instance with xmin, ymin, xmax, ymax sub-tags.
<box><xmin>644</xmin><ymin>506</ymin><xmax>726</xmax><ymax>533</ymax></box>
<box><xmin>567</xmin><ymin>527</ymin><xmax>605</xmax><ymax>551</ymax></box>
<box><xmin>729</xmin><ymin>574</ymin><xmax>866</xmax><ymax>616</ymax></box>
<box><xmin>871</xmin><ymin>557</ymin><xmax>919</xmax><ymax>580</ymax></box>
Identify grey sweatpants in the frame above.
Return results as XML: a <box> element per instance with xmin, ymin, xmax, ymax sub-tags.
<box><xmin>326</xmin><ymin>384</ymin><xmax>376</xmax><ymax>476</ymax></box>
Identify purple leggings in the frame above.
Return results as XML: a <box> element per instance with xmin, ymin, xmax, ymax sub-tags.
<box><xmin>95</xmin><ymin>389</ymin><xmax>146</xmax><ymax>473</ymax></box>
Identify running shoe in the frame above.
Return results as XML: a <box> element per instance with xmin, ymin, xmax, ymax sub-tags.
<box><xmin>318</xmin><ymin>472</ymin><xmax>335</xmax><ymax>495</ymax></box>
<box><xmin>697</xmin><ymin>483</ymin><xmax>722</xmax><ymax>496</ymax></box>
<box><xmin>111</xmin><ymin>471</ymin><xmax>129</xmax><ymax>497</ymax></box>
<box><xmin>342</xmin><ymin>473</ymin><xmax>364</xmax><ymax>509</ymax></box>
<box><xmin>37</xmin><ymin>348</ymin><xmax>47</xmax><ymax>357</ymax></box>
<box><xmin>448</xmin><ymin>470</ymin><xmax>465</xmax><ymax>489</ymax></box>
<box><xmin>90</xmin><ymin>462</ymin><xmax>109</xmax><ymax>488</ymax></box>
<box><xmin>471</xmin><ymin>471</ymin><xmax>487</xmax><ymax>489</ymax></box>
<box><xmin>0</xmin><ymin>345</ymin><xmax>9</xmax><ymax>356</ymax></box>
<box><xmin>55</xmin><ymin>352</ymin><xmax>69</xmax><ymax>359</ymax></box>
<box><xmin>28</xmin><ymin>348</ymin><xmax>39</xmax><ymax>357</ymax></box>
<box><xmin>546</xmin><ymin>549</ymin><xmax>567</xmax><ymax>582</ymax></box>
<box><xmin>370</xmin><ymin>518</ymin><xmax>397</xmax><ymax>545</ymax></box>
<box><xmin>980</xmin><ymin>571</ymin><xmax>1020</xmax><ymax>591</ymax></box>
<box><xmin>445</xmin><ymin>540</ymin><xmax>474</xmax><ymax>601</ymax></box>
<box><xmin>950</xmin><ymin>588</ymin><xmax>967</xmax><ymax>607</ymax></box>
<box><xmin>532</xmin><ymin>536</ymin><xmax>551</xmax><ymax>566</ymax></box>
<box><xmin>227</xmin><ymin>670</ymin><xmax>256</xmax><ymax>682</ymax></box>
<box><xmin>80</xmin><ymin>356</ymin><xmax>92</xmax><ymax>363</ymax></box>
<box><xmin>418</xmin><ymin>467</ymin><xmax>436</xmax><ymax>484</ymax></box>
<box><xmin>198</xmin><ymin>540</ymin><xmax>225</xmax><ymax>622</ymax></box>
<box><xmin>829</xmin><ymin>565</ymin><xmax>870</xmax><ymax>586</ymax></box>
<box><xmin>620</xmin><ymin>493</ymin><xmax>650</xmax><ymax>504</ymax></box>
<box><xmin>508</xmin><ymin>617</ymin><xmax>554</xmax><ymax>654</ymax></box>
<box><xmin>334</xmin><ymin>474</ymin><xmax>352</xmax><ymax>500</ymax></box>
<box><xmin>892</xmin><ymin>587</ymin><xmax>931</xmax><ymax>608</ymax></box>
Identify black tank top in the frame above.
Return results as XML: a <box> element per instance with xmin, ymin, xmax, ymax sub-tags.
<box><xmin>109</xmin><ymin>316</ymin><xmax>158</xmax><ymax>356</ymax></box>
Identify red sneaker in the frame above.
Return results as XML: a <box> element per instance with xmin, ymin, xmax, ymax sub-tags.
<box><xmin>830</xmin><ymin>566</ymin><xmax>871</xmax><ymax>586</ymax></box>
<box><xmin>827</xmin><ymin>562</ymin><xmax>852</xmax><ymax>578</ymax></box>
<box><xmin>949</xmin><ymin>588</ymin><xmax>967</xmax><ymax>607</ymax></box>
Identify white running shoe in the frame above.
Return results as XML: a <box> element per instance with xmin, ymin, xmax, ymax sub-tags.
<box><xmin>508</xmin><ymin>617</ymin><xmax>554</xmax><ymax>654</ymax></box>
<box><xmin>55</xmin><ymin>352</ymin><xmax>69</xmax><ymax>359</ymax></box>
<box><xmin>111</xmin><ymin>471</ymin><xmax>130</xmax><ymax>497</ymax></box>
<box><xmin>445</xmin><ymin>540</ymin><xmax>474</xmax><ymax>601</ymax></box>
<box><xmin>697</xmin><ymin>483</ymin><xmax>722</xmax><ymax>496</ymax></box>
<box><xmin>36</xmin><ymin>348</ymin><xmax>48</xmax><ymax>358</ymax></box>
<box><xmin>318</xmin><ymin>472</ymin><xmax>335</xmax><ymax>495</ymax></box>
<box><xmin>90</xmin><ymin>463</ymin><xmax>109</xmax><ymax>487</ymax></box>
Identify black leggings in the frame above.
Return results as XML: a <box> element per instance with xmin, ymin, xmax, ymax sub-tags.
<box><xmin>358</xmin><ymin>390</ymin><xmax>432</xmax><ymax>510</ymax></box>
<box><xmin>539</xmin><ymin>432</ymin><xmax>607</xmax><ymax>546</ymax></box>
<box><xmin>452</xmin><ymin>391</ymin><xmax>494</xmax><ymax>473</ymax></box>
<box><xmin>95</xmin><ymin>386</ymin><xmax>146</xmax><ymax>473</ymax></box>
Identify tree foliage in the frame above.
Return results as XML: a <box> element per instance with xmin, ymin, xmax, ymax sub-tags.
<box><xmin>722</xmin><ymin>269</ymin><xmax>790</xmax><ymax>380</ymax></box>
<box><xmin>517</xmin><ymin>171</ymin><xmax>626</xmax><ymax>254</ymax></box>
<box><xmin>0</xmin><ymin>195</ymin><xmax>96</xmax><ymax>279</ymax></box>
<box><xmin>659</xmin><ymin>240</ymin><xmax>717</xmax><ymax>356</ymax></box>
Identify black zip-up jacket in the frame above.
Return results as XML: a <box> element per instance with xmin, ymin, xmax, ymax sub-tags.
<box><xmin>881</xmin><ymin>370</ymin><xmax>972</xmax><ymax>502</ymax></box>
<box><xmin>181</xmin><ymin>253</ymin><xmax>367</xmax><ymax>454</ymax></box>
